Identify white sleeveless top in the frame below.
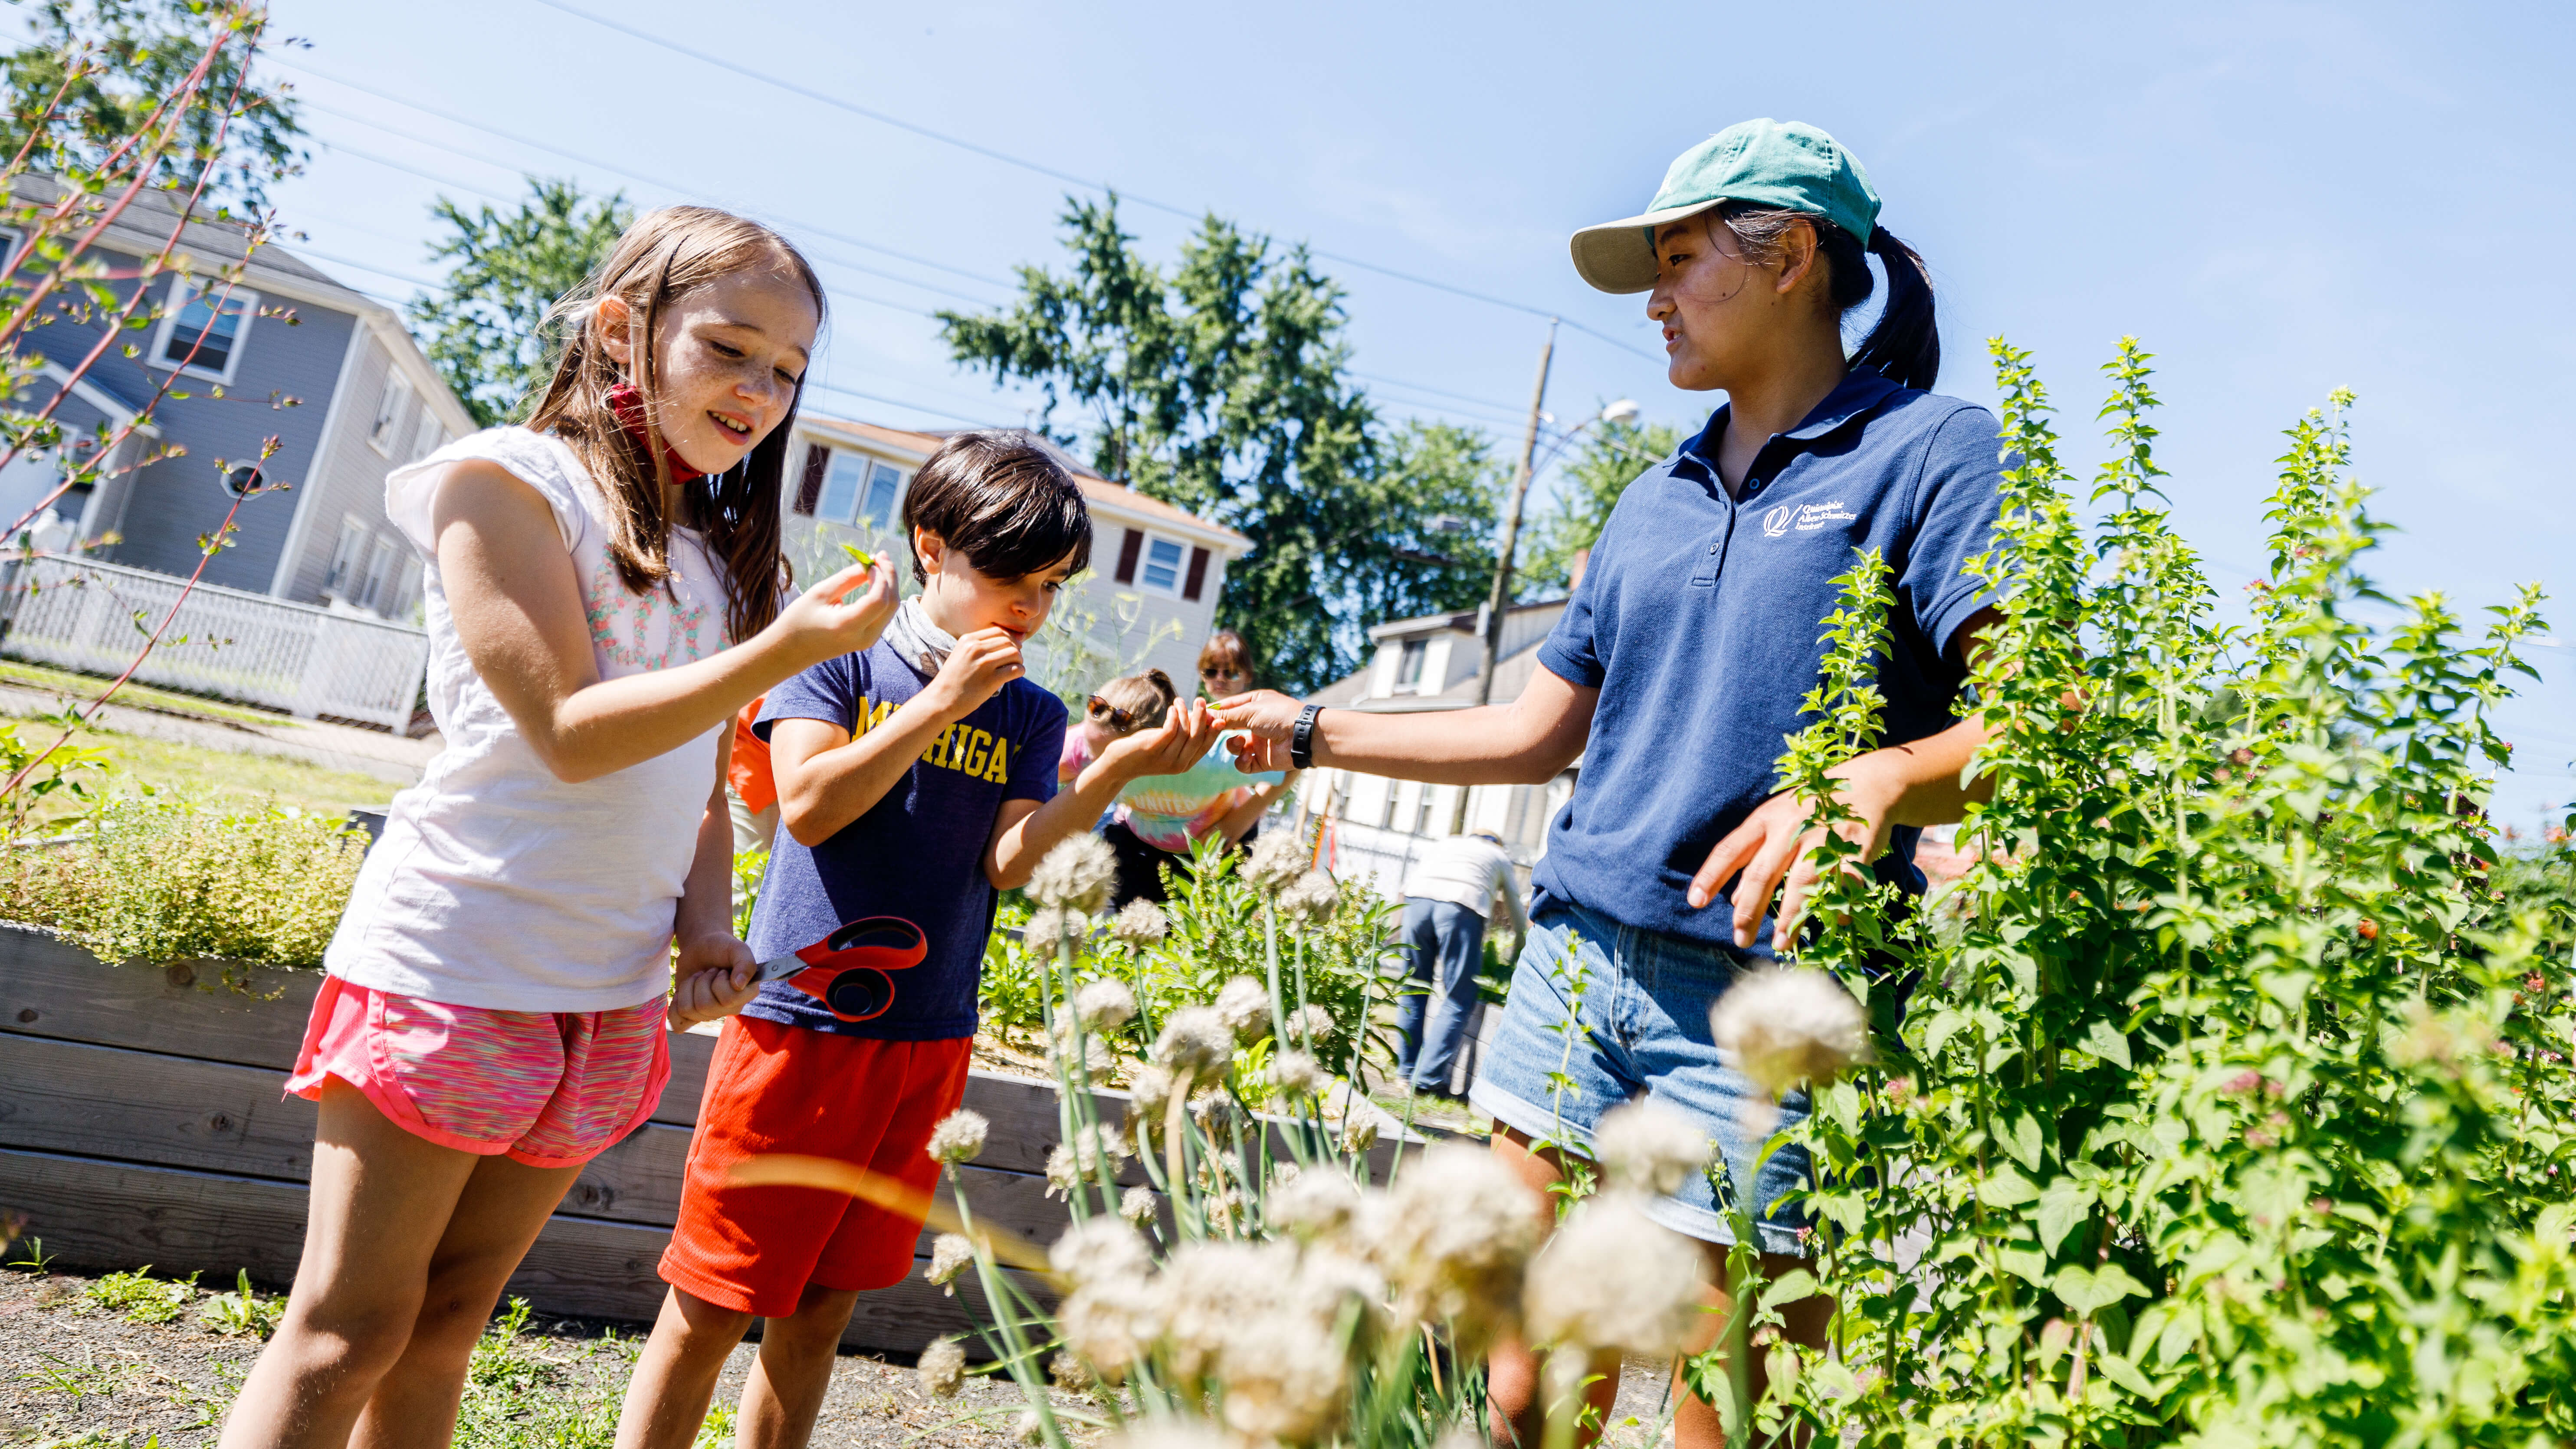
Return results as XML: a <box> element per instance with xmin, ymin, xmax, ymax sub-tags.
<box><xmin>324</xmin><ymin>426</ymin><xmax>732</xmax><ymax>1012</ymax></box>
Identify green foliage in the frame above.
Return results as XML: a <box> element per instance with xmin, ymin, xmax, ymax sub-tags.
<box><xmin>1719</xmin><ymin>336</ymin><xmax>2576</xmax><ymax>1444</ymax></box>
<box><xmin>1521</xmin><ymin>413</ymin><xmax>1684</xmax><ymax>594</ymax></box>
<box><xmin>0</xmin><ymin>0</ymin><xmax>303</xmax><ymax>215</ymax></box>
<box><xmin>940</xmin><ymin>197</ymin><xmax>1503</xmax><ymax>693</ymax></box>
<box><xmin>451</xmin><ymin>1298</ymin><xmax>626</xmax><ymax>1448</ymax></box>
<box><xmin>406</xmin><ymin>177</ymin><xmax>634</xmax><ymax>428</ymax></box>
<box><xmin>194</xmin><ymin>1268</ymin><xmax>280</xmax><ymax>1338</ymax></box>
<box><xmin>0</xmin><ymin>790</ymin><xmax>368</xmax><ymax>971</ymax></box>
<box><xmin>0</xmin><ymin>716</ymin><xmax>108</xmax><ymax>839</ymax></box>
<box><xmin>84</xmin><ymin>1265</ymin><xmax>194</xmax><ymax>1323</ymax></box>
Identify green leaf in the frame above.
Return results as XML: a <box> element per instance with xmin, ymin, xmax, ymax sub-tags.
<box><xmin>2002</xmin><ymin>1110</ymin><xmax>2045</xmax><ymax>1172</ymax></box>
<box><xmin>1758</xmin><ymin>1269</ymin><xmax>1818</xmax><ymax>1310</ymax></box>
<box><xmin>2085</xmin><ymin>1017</ymin><xmax>2133</xmax><ymax>1069</ymax></box>
<box><xmin>2038</xmin><ymin>1178</ymin><xmax>2097</xmax><ymax>1255</ymax></box>
<box><xmin>1998</xmin><ymin>1244</ymin><xmax>2049</xmax><ymax>1285</ymax></box>
<box><xmin>2052</xmin><ymin>1263</ymin><xmax>2151</xmax><ymax>1316</ymax></box>
<box><xmin>1979</xmin><ymin>1167</ymin><xmax>2040</xmax><ymax>1208</ymax></box>
<box><xmin>2095</xmin><ymin>1351</ymin><xmax>2158</xmax><ymax>1400</ymax></box>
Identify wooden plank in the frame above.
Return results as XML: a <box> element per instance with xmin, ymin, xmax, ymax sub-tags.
<box><xmin>0</xmin><ymin>1034</ymin><xmax>1096</xmax><ymax>1252</ymax></box>
<box><xmin>0</xmin><ymin>1146</ymin><xmax>1041</xmax><ymax>1352</ymax></box>
<box><xmin>0</xmin><ymin>924</ymin><xmax>322</xmax><ymax>1069</ymax></box>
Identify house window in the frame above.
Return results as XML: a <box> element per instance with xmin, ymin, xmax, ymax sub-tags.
<box><xmin>816</xmin><ymin>451</ymin><xmax>868</xmax><ymax>524</ymax></box>
<box><xmin>407</xmin><ymin>409</ymin><xmax>445</xmax><ymax>464</ymax></box>
<box><xmin>368</xmin><ymin>374</ymin><xmax>414</xmax><ymax>456</ymax></box>
<box><xmin>1395</xmin><ymin>639</ymin><xmax>1428</xmax><ymax>689</ymax></box>
<box><xmin>153</xmin><ymin>277</ymin><xmax>256</xmax><ymax>382</ymax></box>
<box><xmin>325</xmin><ymin>518</ymin><xmax>370</xmax><ymax>598</ymax></box>
<box><xmin>860</xmin><ymin>462</ymin><xmax>904</xmax><ymax>528</ymax></box>
<box><xmin>0</xmin><ymin>227</ymin><xmax>23</xmax><ymax>273</ymax></box>
<box><xmin>358</xmin><ymin>535</ymin><xmax>399</xmax><ymax>613</ymax></box>
<box><xmin>1138</xmin><ymin>535</ymin><xmax>1186</xmax><ymax>595</ymax></box>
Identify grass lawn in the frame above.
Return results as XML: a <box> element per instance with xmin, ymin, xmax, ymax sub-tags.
<box><xmin>0</xmin><ymin>659</ymin><xmax>303</xmax><ymax>729</ymax></box>
<box><xmin>20</xmin><ymin>726</ymin><xmax>400</xmax><ymax>831</ymax></box>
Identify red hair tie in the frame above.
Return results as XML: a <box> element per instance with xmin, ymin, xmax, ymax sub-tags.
<box><xmin>605</xmin><ymin>382</ymin><xmax>709</xmax><ymax>486</ymax></box>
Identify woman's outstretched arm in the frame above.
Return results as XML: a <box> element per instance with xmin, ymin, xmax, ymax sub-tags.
<box><xmin>1215</xmin><ymin>662</ymin><xmax>1598</xmax><ymax>787</ymax></box>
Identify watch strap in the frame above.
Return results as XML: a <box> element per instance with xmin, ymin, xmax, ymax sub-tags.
<box><xmin>1290</xmin><ymin>704</ymin><xmax>1324</xmax><ymax>770</ymax></box>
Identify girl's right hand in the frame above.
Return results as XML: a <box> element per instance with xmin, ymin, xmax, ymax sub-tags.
<box><xmin>774</xmin><ymin>558</ymin><xmax>897</xmax><ymax>663</ymax></box>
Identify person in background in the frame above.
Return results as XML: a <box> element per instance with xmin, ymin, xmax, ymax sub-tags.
<box><xmin>1393</xmin><ymin>828</ymin><xmax>1526</xmax><ymax>1099</ymax></box>
<box><xmin>1084</xmin><ymin>633</ymin><xmax>1294</xmax><ymax>905</ymax></box>
<box><xmin>727</xmin><ymin>695</ymin><xmax>779</xmax><ymax>855</ymax></box>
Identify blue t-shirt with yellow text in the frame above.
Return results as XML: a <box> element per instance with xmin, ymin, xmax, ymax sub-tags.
<box><xmin>741</xmin><ymin>640</ymin><xmax>1065</xmax><ymax>1039</ymax></box>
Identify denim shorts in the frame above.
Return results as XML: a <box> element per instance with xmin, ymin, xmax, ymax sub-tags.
<box><xmin>1466</xmin><ymin>897</ymin><xmax>1813</xmax><ymax>1254</ymax></box>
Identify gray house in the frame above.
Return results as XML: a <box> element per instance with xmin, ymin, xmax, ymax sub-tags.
<box><xmin>2</xmin><ymin>181</ymin><xmax>474</xmax><ymax>620</ymax></box>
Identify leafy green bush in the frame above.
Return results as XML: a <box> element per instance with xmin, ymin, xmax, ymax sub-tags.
<box><xmin>1739</xmin><ymin>340</ymin><xmax>2576</xmax><ymax>1443</ymax></box>
<box><xmin>0</xmin><ymin>792</ymin><xmax>368</xmax><ymax>970</ymax></box>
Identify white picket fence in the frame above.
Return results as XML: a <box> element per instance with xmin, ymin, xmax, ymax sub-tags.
<box><xmin>0</xmin><ymin>554</ymin><xmax>429</xmax><ymax>730</ymax></box>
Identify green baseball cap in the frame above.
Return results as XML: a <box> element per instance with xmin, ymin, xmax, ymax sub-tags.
<box><xmin>1569</xmin><ymin>119</ymin><xmax>1881</xmax><ymax>295</ymax></box>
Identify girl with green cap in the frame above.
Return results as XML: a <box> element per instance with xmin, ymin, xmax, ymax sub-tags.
<box><xmin>1220</xmin><ymin>118</ymin><xmax>2009</xmax><ymax>1443</ymax></box>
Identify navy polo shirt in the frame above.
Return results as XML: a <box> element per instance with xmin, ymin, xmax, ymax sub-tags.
<box><xmin>1531</xmin><ymin>366</ymin><xmax>2005</xmax><ymax>946</ymax></box>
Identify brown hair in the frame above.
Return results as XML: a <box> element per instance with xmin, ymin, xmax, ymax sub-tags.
<box><xmin>525</xmin><ymin>205</ymin><xmax>825</xmax><ymax>643</ymax></box>
<box><xmin>1089</xmin><ymin>668</ymin><xmax>1177</xmax><ymax>736</ymax></box>
<box><xmin>901</xmin><ymin>429</ymin><xmax>1093</xmax><ymax>584</ymax></box>
<box><xmin>1197</xmin><ymin>629</ymin><xmax>1256</xmax><ymax>688</ymax></box>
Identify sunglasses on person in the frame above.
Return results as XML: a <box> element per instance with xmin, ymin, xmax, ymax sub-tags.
<box><xmin>1087</xmin><ymin>695</ymin><xmax>1141</xmax><ymax>731</ymax></box>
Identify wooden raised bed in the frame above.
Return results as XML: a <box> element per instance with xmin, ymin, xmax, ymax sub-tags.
<box><xmin>0</xmin><ymin>925</ymin><xmax>1283</xmax><ymax>1352</ymax></box>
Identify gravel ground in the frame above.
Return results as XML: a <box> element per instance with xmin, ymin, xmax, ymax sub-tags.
<box><xmin>0</xmin><ymin>1266</ymin><xmax>1676</xmax><ymax>1447</ymax></box>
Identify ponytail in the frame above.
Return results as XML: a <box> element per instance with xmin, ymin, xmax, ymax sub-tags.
<box><xmin>1713</xmin><ymin>202</ymin><xmax>1942</xmax><ymax>392</ymax></box>
<box><xmin>1850</xmin><ymin>227</ymin><xmax>1939</xmax><ymax>391</ymax></box>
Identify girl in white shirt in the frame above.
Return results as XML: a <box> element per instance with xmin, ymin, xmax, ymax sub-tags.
<box><xmin>221</xmin><ymin>207</ymin><xmax>905</xmax><ymax>1449</ymax></box>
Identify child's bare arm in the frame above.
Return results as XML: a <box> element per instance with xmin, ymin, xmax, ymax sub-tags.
<box><xmin>772</xmin><ymin>629</ymin><xmax>1027</xmax><ymax>847</ymax></box>
<box><xmin>669</xmin><ymin>750</ymin><xmax>757</xmax><ymax>1029</ymax></box>
<box><xmin>985</xmin><ymin>700</ymin><xmax>1220</xmax><ymax>889</ymax></box>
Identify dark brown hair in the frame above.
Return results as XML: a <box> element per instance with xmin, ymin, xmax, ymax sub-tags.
<box><xmin>901</xmin><ymin>429</ymin><xmax>1093</xmax><ymax>584</ymax></box>
<box><xmin>1197</xmin><ymin>628</ymin><xmax>1256</xmax><ymax>688</ymax></box>
<box><xmin>525</xmin><ymin>206</ymin><xmax>825</xmax><ymax>643</ymax></box>
<box><xmin>1090</xmin><ymin>668</ymin><xmax>1177</xmax><ymax>735</ymax></box>
<box><xmin>1710</xmin><ymin>200</ymin><xmax>1939</xmax><ymax>391</ymax></box>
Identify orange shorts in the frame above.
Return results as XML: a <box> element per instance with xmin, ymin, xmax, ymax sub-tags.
<box><xmin>659</xmin><ymin>1015</ymin><xmax>972</xmax><ymax>1318</ymax></box>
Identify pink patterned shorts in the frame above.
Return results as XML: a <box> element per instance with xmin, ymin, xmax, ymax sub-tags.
<box><xmin>285</xmin><ymin>975</ymin><xmax>671</xmax><ymax>1169</ymax></box>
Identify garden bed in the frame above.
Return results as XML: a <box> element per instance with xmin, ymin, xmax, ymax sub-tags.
<box><xmin>0</xmin><ymin>924</ymin><xmax>1254</xmax><ymax>1353</ymax></box>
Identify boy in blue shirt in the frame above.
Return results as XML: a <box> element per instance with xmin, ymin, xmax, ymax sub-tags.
<box><xmin>617</xmin><ymin>430</ymin><xmax>1216</xmax><ymax>1449</ymax></box>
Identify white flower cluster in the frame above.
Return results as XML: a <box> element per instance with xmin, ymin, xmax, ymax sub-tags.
<box><xmin>1268</xmin><ymin>1049</ymin><xmax>1326</xmax><ymax>1098</ymax></box>
<box><xmin>925</xmin><ymin>1108</ymin><xmax>988</xmax><ymax>1165</ymax></box>
<box><xmin>1522</xmin><ymin>1193</ymin><xmax>1705</xmax><ymax>1356</ymax></box>
<box><xmin>1277</xmin><ymin>869</ymin><xmax>1339</xmax><ymax>923</ymax></box>
<box><xmin>1076</xmin><ymin>977</ymin><xmax>1139</xmax><ymax>1029</ymax></box>
<box><xmin>1707</xmin><ymin>964</ymin><xmax>1871</xmax><ymax>1101</ymax></box>
<box><xmin>1153</xmin><ymin>1005</ymin><xmax>1235</xmax><ymax>1077</ymax></box>
<box><xmin>917</xmin><ymin>1336</ymin><xmax>965</xmax><ymax>1399</ymax></box>
<box><xmin>1213</xmin><ymin>976</ymin><xmax>1272</xmax><ymax>1038</ymax></box>
<box><xmin>924</xmin><ymin>1232</ymin><xmax>975</xmax><ymax>1295</ymax></box>
<box><xmin>1109</xmin><ymin>898</ymin><xmax>1169</xmax><ymax>944</ymax></box>
<box><xmin>1030</xmin><ymin>832</ymin><xmax>1118</xmax><ymax>913</ymax></box>
<box><xmin>1592</xmin><ymin>1098</ymin><xmax>1712</xmax><ymax>1197</ymax></box>
<box><xmin>1242</xmin><ymin>829</ymin><xmax>1309</xmax><ymax>894</ymax></box>
<box><xmin>1046</xmin><ymin>1124</ymin><xmax>1130</xmax><ymax>1200</ymax></box>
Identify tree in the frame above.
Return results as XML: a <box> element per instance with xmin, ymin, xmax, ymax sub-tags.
<box><xmin>1520</xmin><ymin>414</ymin><xmax>1683</xmax><ymax>594</ymax></box>
<box><xmin>0</xmin><ymin>0</ymin><xmax>303</xmax><ymax>215</ymax></box>
<box><xmin>940</xmin><ymin>197</ymin><xmax>1500</xmax><ymax>694</ymax></box>
<box><xmin>406</xmin><ymin>177</ymin><xmax>632</xmax><ymax>428</ymax></box>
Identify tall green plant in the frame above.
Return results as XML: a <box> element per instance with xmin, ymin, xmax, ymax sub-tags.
<box><xmin>1752</xmin><ymin>338</ymin><xmax>2576</xmax><ymax>1445</ymax></box>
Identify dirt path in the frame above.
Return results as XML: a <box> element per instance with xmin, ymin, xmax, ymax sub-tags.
<box><xmin>2</xmin><ymin>1265</ymin><xmax>1679</xmax><ymax>1446</ymax></box>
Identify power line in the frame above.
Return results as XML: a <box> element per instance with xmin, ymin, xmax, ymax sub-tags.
<box><xmin>273</xmin><ymin>57</ymin><xmax>1011</xmax><ymax>294</ymax></box>
<box><xmin>518</xmin><ymin>0</ymin><xmax>1664</xmax><ymax>364</ymax></box>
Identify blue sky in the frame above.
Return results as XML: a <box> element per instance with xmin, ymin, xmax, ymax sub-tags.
<box><xmin>146</xmin><ymin>0</ymin><xmax>2576</xmax><ymax>821</ymax></box>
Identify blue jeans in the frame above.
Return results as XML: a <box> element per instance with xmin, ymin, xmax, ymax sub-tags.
<box><xmin>1466</xmin><ymin>897</ymin><xmax>1813</xmax><ymax>1252</ymax></box>
<box><xmin>1393</xmin><ymin>898</ymin><xmax>1486</xmax><ymax>1093</ymax></box>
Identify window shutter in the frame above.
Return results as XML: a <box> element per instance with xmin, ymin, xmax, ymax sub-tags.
<box><xmin>1114</xmin><ymin>527</ymin><xmax>1143</xmax><ymax>584</ymax></box>
<box><xmin>794</xmin><ymin>444</ymin><xmax>828</xmax><ymax>515</ymax></box>
<box><xmin>1181</xmin><ymin>545</ymin><xmax>1211</xmax><ymax>601</ymax></box>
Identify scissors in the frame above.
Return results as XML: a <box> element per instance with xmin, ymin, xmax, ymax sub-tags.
<box><xmin>755</xmin><ymin>917</ymin><xmax>927</xmax><ymax>1023</ymax></box>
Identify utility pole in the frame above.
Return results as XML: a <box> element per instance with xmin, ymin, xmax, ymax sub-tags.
<box><xmin>1447</xmin><ymin>320</ymin><xmax>1556</xmax><ymax>835</ymax></box>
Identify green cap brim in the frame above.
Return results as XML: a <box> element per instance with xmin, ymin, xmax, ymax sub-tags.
<box><xmin>1568</xmin><ymin>198</ymin><xmax>1722</xmax><ymax>295</ymax></box>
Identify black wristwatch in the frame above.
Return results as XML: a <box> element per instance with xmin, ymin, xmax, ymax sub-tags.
<box><xmin>1290</xmin><ymin>704</ymin><xmax>1325</xmax><ymax>770</ymax></box>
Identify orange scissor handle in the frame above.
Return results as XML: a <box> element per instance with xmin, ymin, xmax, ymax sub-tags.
<box><xmin>783</xmin><ymin>916</ymin><xmax>927</xmax><ymax>1023</ymax></box>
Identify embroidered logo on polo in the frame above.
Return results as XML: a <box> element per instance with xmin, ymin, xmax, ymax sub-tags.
<box><xmin>850</xmin><ymin>696</ymin><xmax>1013</xmax><ymax>784</ymax></box>
<box><xmin>1762</xmin><ymin>501</ymin><xmax>1860</xmax><ymax>537</ymax></box>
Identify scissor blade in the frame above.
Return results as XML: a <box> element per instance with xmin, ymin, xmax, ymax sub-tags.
<box><xmin>755</xmin><ymin>951</ymin><xmax>810</xmax><ymax>983</ymax></box>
